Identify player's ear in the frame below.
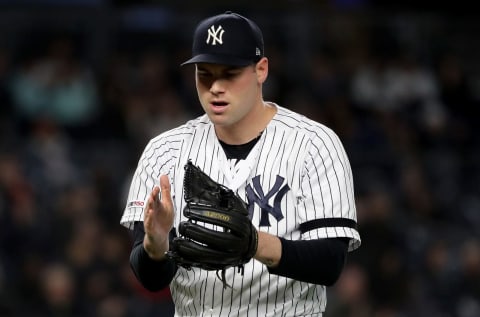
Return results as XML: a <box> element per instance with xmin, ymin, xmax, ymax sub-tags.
<box><xmin>255</xmin><ymin>57</ymin><xmax>268</xmax><ymax>84</ymax></box>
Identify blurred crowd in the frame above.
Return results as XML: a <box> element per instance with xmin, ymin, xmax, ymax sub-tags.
<box><xmin>0</xmin><ymin>6</ymin><xmax>479</xmax><ymax>317</ymax></box>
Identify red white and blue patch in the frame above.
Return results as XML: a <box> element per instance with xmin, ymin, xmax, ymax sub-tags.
<box><xmin>127</xmin><ymin>200</ymin><xmax>145</xmax><ymax>208</ymax></box>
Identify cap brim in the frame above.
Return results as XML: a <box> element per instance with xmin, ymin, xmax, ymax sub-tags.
<box><xmin>181</xmin><ymin>54</ymin><xmax>254</xmax><ymax>67</ymax></box>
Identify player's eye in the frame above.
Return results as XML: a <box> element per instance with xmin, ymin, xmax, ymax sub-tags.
<box><xmin>197</xmin><ymin>71</ymin><xmax>212</xmax><ymax>78</ymax></box>
<box><xmin>224</xmin><ymin>71</ymin><xmax>241</xmax><ymax>79</ymax></box>
<box><xmin>196</xmin><ymin>67</ymin><xmax>243</xmax><ymax>81</ymax></box>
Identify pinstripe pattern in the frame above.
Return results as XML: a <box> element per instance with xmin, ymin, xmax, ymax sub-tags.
<box><xmin>121</xmin><ymin>104</ymin><xmax>360</xmax><ymax>317</ymax></box>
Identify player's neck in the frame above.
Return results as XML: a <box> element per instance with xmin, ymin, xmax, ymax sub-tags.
<box><xmin>215</xmin><ymin>101</ymin><xmax>276</xmax><ymax>144</ymax></box>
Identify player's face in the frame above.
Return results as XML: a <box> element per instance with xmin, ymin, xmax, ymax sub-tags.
<box><xmin>195</xmin><ymin>59</ymin><xmax>267</xmax><ymax>133</ymax></box>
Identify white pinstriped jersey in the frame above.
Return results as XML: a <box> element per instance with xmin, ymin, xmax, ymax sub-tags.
<box><xmin>121</xmin><ymin>103</ymin><xmax>361</xmax><ymax>317</ymax></box>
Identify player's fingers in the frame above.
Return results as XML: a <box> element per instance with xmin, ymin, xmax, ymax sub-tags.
<box><xmin>150</xmin><ymin>186</ymin><xmax>161</xmax><ymax>206</ymax></box>
<box><xmin>144</xmin><ymin>186</ymin><xmax>160</xmax><ymax>221</ymax></box>
<box><xmin>159</xmin><ymin>174</ymin><xmax>173</xmax><ymax>206</ymax></box>
<box><xmin>145</xmin><ymin>188</ymin><xmax>159</xmax><ymax>213</ymax></box>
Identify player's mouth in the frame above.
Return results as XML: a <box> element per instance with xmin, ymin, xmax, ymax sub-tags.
<box><xmin>210</xmin><ymin>101</ymin><xmax>229</xmax><ymax>113</ymax></box>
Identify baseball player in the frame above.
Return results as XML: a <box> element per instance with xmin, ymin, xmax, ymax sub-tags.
<box><xmin>121</xmin><ymin>11</ymin><xmax>361</xmax><ymax>317</ymax></box>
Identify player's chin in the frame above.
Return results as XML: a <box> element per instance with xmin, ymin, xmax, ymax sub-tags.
<box><xmin>205</xmin><ymin>108</ymin><xmax>230</xmax><ymax>122</ymax></box>
<box><xmin>206</xmin><ymin>114</ymin><xmax>231</xmax><ymax>126</ymax></box>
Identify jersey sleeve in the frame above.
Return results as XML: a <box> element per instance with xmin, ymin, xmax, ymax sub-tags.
<box><xmin>298</xmin><ymin>126</ymin><xmax>361</xmax><ymax>252</ymax></box>
<box><xmin>120</xmin><ymin>138</ymin><xmax>175</xmax><ymax>230</ymax></box>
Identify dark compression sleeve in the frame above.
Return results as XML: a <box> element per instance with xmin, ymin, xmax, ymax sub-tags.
<box><xmin>268</xmin><ymin>237</ymin><xmax>349</xmax><ymax>286</ymax></box>
<box><xmin>129</xmin><ymin>222</ymin><xmax>177</xmax><ymax>291</ymax></box>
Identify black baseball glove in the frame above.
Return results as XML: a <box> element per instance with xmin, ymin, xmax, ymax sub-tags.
<box><xmin>166</xmin><ymin>160</ymin><xmax>258</xmax><ymax>288</ymax></box>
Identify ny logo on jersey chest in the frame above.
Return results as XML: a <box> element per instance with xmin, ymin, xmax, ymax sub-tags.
<box><xmin>246</xmin><ymin>175</ymin><xmax>290</xmax><ymax>227</ymax></box>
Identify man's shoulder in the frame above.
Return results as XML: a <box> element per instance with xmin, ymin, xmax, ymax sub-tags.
<box><xmin>272</xmin><ymin>104</ymin><xmax>334</xmax><ymax>134</ymax></box>
<box><xmin>148</xmin><ymin>114</ymin><xmax>211</xmax><ymax>143</ymax></box>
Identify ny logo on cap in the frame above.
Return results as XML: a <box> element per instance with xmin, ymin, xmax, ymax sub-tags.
<box><xmin>206</xmin><ymin>25</ymin><xmax>224</xmax><ymax>45</ymax></box>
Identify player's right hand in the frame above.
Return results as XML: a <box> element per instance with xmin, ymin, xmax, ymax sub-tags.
<box><xmin>143</xmin><ymin>175</ymin><xmax>174</xmax><ymax>260</ymax></box>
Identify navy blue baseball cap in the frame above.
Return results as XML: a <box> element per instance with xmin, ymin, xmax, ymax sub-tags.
<box><xmin>181</xmin><ymin>11</ymin><xmax>264</xmax><ymax>66</ymax></box>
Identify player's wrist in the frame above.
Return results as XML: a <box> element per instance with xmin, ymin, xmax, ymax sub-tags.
<box><xmin>254</xmin><ymin>231</ymin><xmax>281</xmax><ymax>268</ymax></box>
<box><xmin>143</xmin><ymin>234</ymin><xmax>169</xmax><ymax>260</ymax></box>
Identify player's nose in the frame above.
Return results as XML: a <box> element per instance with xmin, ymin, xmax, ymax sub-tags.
<box><xmin>209</xmin><ymin>79</ymin><xmax>226</xmax><ymax>94</ymax></box>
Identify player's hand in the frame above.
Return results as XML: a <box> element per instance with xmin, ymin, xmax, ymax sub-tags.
<box><xmin>143</xmin><ymin>175</ymin><xmax>174</xmax><ymax>260</ymax></box>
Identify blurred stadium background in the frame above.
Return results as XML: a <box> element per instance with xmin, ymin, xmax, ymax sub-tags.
<box><xmin>0</xmin><ymin>1</ymin><xmax>479</xmax><ymax>316</ymax></box>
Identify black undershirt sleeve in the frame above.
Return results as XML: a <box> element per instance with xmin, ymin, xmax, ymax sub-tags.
<box><xmin>129</xmin><ymin>222</ymin><xmax>177</xmax><ymax>291</ymax></box>
<box><xmin>267</xmin><ymin>237</ymin><xmax>349</xmax><ymax>286</ymax></box>
<box><xmin>130</xmin><ymin>220</ymin><xmax>348</xmax><ymax>289</ymax></box>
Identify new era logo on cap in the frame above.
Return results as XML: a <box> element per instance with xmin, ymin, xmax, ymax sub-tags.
<box><xmin>182</xmin><ymin>11</ymin><xmax>264</xmax><ymax>67</ymax></box>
